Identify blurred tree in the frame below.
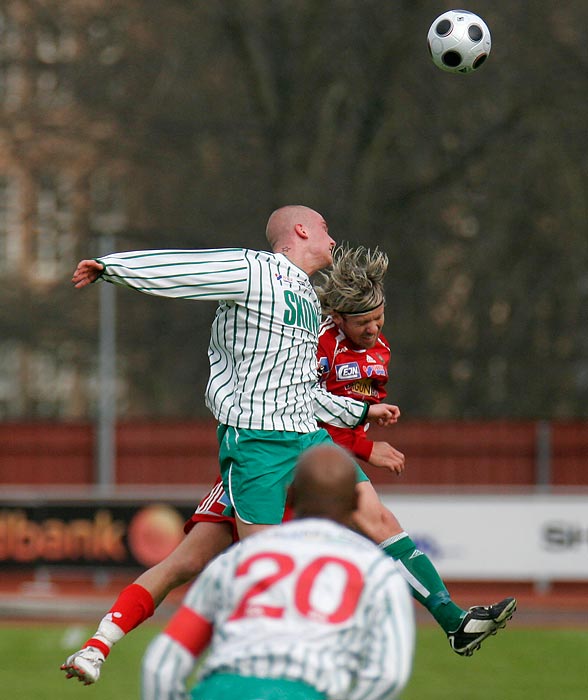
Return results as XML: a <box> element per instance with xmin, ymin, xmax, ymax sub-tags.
<box><xmin>1</xmin><ymin>0</ymin><xmax>587</xmax><ymax>419</ymax></box>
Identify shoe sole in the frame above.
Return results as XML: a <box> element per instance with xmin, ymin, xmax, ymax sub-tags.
<box><xmin>456</xmin><ymin>597</ymin><xmax>517</xmax><ymax>657</ymax></box>
<box><xmin>60</xmin><ymin>661</ymin><xmax>99</xmax><ymax>685</ymax></box>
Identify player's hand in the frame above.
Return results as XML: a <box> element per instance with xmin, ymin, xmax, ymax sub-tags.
<box><xmin>368</xmin><ymin>441</ymin><xmax>405</xmax><ymax>475</ymax></box>
<box><xmin>367</xmin><ymin>403</ymin><xmax>400</xmax><ymax>426</ymax></box>
<box><xmin>72</xmin><ymin>259</ymin><xmax>105</xmax><ymax>288</ymax></box>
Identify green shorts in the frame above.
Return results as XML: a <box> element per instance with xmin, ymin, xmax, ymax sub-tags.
<box><xmin>192</xmin><ymin>673</ymin><xmax>326</xmax><ymax>700</ymax></box>
<box><xmin>217</xmin><ymin>425</ymin><xmax>368</xmax><ymax>525</ymax></box>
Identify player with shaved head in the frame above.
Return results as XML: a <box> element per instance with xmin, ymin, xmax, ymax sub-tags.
<box><xmin>63</xmin><ymin>206</ymin><xmax>400</xmax><ymax>684</ymax></box>
<box><xmin>62</xmin><ymin>210</ymin><xmax>515</xmax><ymax>685</ymax></box>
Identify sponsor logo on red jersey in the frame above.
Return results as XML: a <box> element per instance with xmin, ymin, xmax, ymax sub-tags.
<box><xmin>366</xmin><ymin>364</ymin><xmax>386</xmax><ymax>377</ymax></box>
<box><xmin>335</xmin><ymin>362</ymin><xmax>361</xmax><ymax>381</ymax></box>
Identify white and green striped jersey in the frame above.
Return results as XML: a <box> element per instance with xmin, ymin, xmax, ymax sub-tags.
<box><xmin>97</xmin><ymin>248</ymin><xmax>368</xmax><ymax>432</ymax></box>
<box><xmin>142</xmin><ymin>518</ymin><xmax>415</xmax><ymax>700</ymax></box>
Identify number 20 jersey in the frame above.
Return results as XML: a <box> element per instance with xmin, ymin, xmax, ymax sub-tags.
<box><xmin>184</xmin><ymin>518</ymin><xmax>414</xmax><ymax>700</ymax></box>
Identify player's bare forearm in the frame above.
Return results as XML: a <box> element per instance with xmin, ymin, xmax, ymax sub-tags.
<box><xmin>72</xmin><ymin>259</ymin><xmax>105</xmax><ymax>288</ymax></box>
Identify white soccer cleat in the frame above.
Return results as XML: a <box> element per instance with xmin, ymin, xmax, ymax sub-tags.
<box><xmin>60</xmin><ymin>646</ymin><xmax>105</xmax><ymax>685</ymax></box>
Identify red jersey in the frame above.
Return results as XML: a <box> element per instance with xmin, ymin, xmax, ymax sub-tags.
<box><xmin>317</xmin><ymin>317</ymin><xmax>391</xmax><ymax>461</ymax></box>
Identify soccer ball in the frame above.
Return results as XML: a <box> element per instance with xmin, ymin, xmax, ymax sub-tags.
<box><xmin>427</xmin><ymin>9</ymin><xmax>491</xmax><ymax>74</ymax></box>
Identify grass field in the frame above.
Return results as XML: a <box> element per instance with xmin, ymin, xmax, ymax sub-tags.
<box><xmin>0</xmin><ymin>622</ymin><xmax>585</xmax><ymax>699</ymax></box>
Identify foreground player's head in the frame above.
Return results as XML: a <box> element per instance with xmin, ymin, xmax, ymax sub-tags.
<box><xmin>289</xmin><ymin>444</ymin><xmax>358</xmax><ymax>526</ymax></box>
<box><xmin>265</xmin><ymin>205</ymin><xmax>335</xmax><ymax>275</ymax></box>
<box><xmin>315</xmin><ymin>244</ymin><xmax>388</xmax><ymax>349</ymax></box>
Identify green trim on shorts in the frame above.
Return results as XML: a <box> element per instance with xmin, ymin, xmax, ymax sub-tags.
<box><xmin>217</xmin><ymin>425</ymin><xmax>368</xmax><ymax>525</ymax></box>
<box><xmin>192</xmin><ymin>673</ymin><xmax>326</xmax><ymax>700</ymax></box>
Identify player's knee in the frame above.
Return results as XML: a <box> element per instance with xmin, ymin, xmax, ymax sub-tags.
<box><xmin>175</xmin><ymin>521</ymin><xmax>234</xmax><ymax>579</ymax></box>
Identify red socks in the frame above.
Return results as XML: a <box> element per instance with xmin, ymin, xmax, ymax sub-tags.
<box><xmin>84</xmin><ymin>583</ymin><xmax>156</xmax><ymax>657</ymax></box>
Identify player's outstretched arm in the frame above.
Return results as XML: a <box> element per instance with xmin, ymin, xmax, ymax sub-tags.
<box><xmin>72</xmin><ymin>259</ymin><xmax>105</xmax><ymax>288</ymax></box>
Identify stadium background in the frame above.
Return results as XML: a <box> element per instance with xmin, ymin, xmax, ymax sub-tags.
<box><xmin>2</xmin><ymin>419</ymin><xmax>587</xmax><ymax>620</ymax></box>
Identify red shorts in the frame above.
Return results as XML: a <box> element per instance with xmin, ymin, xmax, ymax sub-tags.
<box><xmin>183</xmin><ymin>476</ymin><xmax>294</xmax><ymax>543</ymax></box>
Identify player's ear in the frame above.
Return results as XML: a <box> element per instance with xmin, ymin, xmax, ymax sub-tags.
<box><xmin>347</xmin><ymin>487</ymin><xmax>361</xmax><ymax>531</ymax></box>
<box><xmin>331</xmin><ymin>312</ymin><xmax>344</xmax><ymax>328</ymax></box>
<box><xmin>294</xmin><ymin>222</ymin><xmax>309</xmax><ymax>239</ymax></box>
<box><xmin>351</xmin><ymin>485</ymin><xmax>359</xmax><ymax>513</ymax></box>
<box><xmin>349</xmin><ymin>483</ymin><xmax>364</xmax><ymax>526</ymax></box>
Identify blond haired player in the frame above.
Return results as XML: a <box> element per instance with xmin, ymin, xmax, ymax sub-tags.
<box><xmin>142</xmin><ymin>444</ymin><xmax>416</xmax><ymax>700</ymax></box>
<box><xmin>314</xmin><ymin>244</ymin><xmax>516</xmax><ymax>654</ymax></box>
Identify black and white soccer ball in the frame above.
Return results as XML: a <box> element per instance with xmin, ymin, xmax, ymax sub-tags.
<box><xmin>427</xmin><ymin>9</ymin><xmax>491</xmax><ymax>74</ymax></box>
